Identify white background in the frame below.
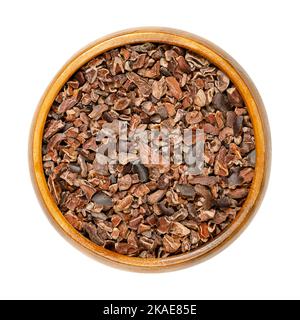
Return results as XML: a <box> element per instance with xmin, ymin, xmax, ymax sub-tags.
<box><xmin>0</xmin><ymin>0</ymin><xmax>299</xmax><ymax>300</ymax></box>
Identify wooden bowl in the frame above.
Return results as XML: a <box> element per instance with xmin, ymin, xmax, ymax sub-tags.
<box><xmin>30</xmin><ymin>27</ymin><xmax>271</xmax><ymax>271</ymax></box>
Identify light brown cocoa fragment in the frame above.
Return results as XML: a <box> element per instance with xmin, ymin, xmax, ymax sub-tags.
<box><xmin>57</xmin><ymin>95</ymin><xmax>78</xmax><ymax>114</ymax></box>
<box><xmin>147</xmin><ymin>189</ymin><xmax>167</xmax><ymax>205</ymax></box>
<box><xmin>114</xmin><ymin>195</ymin><xmax>133</xmax><ymax>212</ymax></box>
<box><xmin>166</xmin><ymin>76</ymin><xmax>182</xmax><ymax>99</ymax></box>
<box><xmin>129</xmin><ymin>215</ymin><xmax>143</xmax><ymax>230</ymax></box>
<box><xmin>133</xmin><ymin>184</ymin><xmax>150</xmax><ymax>197</ymax></box>
<box><xmin>164</xmin><ymin>102</ymin><xmax>176</xmax><ymax>117</ymax></box>
<box><xmin>163</xmin><ymin>235</ymin><xmax>181</xmax><ymax>253</ymax></box>
<box><xmin>157</xmin><ymin>217</ymin><xmax>171</xmax><ymax>234</ymax></box>
<box><xmin>152</xmin><ymin>77</ymin><xmax>167</xmax><ymax>100</ymax></box>
<box><xmin>170</xmin><ymin>222</ymin><xmax>191</xmax><ymax>237</ymax></box>
<box><xmin>188</xmin><ymin>175</ymin><xmax>219</xmax><ymax>186</ymax></box>
<box><xmin>44</xmin><ymin>120</ymin><xmax>65</xmax><ymax>139</ymax></box>
<box><xmin>64</xmin><ymin>212</ymin><xmax>83</xmax><ymax>231</ymax></box>
<box><xmin>139</xmin><ymin>237</ymin><xmax>155</xmax><ymax>250</ymax></box>
<box><xmin>118</xmin><ymin>174</ymin><xmax>132</xmax><ymax>191</ymax></box>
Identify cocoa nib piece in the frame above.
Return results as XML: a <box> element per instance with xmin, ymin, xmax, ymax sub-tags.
<box><xmin>64</xmin><ymin>212</ymin><xmax>83</xmax><ymax>231</ymax></box>
<box><xmin>176</xmin><ymin>56</ymin><xmax>191</xmax><ymax>73</ymax></box>
<box><xmin>83</xmin><ymin>223</ymin><xmax>104</xmax><ymax>246</ymax></box>
<box><xmin>158</xmin><ymin>202</ymin><xmax>174</xmax><ymax>216</ymax></box>
<box><xmin>148</xmin><ymin>189</ymin><xmax>167</xmax><ymax>205</ymax></box>
<box><xmin>92</xmin><ymin>192</ymin><xmax>113</xmax><ymax>208</ymax></box>
<box><xmin>163</xmin><ymin>235</ymin><xmax>181</xmax><ymax>253</ymax></box>
<box><xmin>233</xmin><ymin>115</ymin><xmax>243</xmax><ymax>136</ymax></box>
<box><xmin>133</xmin><ymin>163</ymin><xmax>149</xmax><ymax>183</ymax></box>
<box><xmin>166</xmin><ymin>76</ymin><xmax>182</xmax><ymax>100</ymax></box>
<box><xmin>113</xmin><ymin>97</ymin><xmax>131</xmax><ymax>111</ymax></box>
<box><xmin>58</xmin><ymin>95</ymin><xmax>78</xmax><ymax>114</ymax></box>
<box><xmin>115</xmin><ymin>243</ymin><xmax>138</xmax><ymax>256</ymax></box>
<box><xmin>152</xmin><ymin>77</ymin><xmax>167</xmax><ymax>100</ymax></box>
<box><xmin>44</xmin><ymin>120</ymin><xmax>65</xmax><ymax>139</ymax></box>
<box><xmin>188</xmin><ymin>175</ymin><xmax>219</xmax><ymax>186</ymax></box>
<box><xmin>227</xmin><ymin>188</ymin><xmax>249</xmax><ymax>199</ymax></box>
<box><xmin>227</xmin><ymin>87</ymin><xmax>243</xmax><ymax>106</ymax></box>
<box><xmin>170</xmin><ymin>222</ymin><xmax>191</xmax><ymax>237</ymax></box>
<box><xmin>139</xmin><ymin>237</ymin><xmax>155</xmax><ymax>250</ymax></box>
<box><xmin>175</xmin><ymin>184</ymin><xmax>195</xmax><ymax>199</ymax></box>
<box><xmin>212</xmin><ymin>92</ymin><xmax>231</xmax><ymax>112</ymax></box>
<box><xmin>114</xmin><ymin>195</ymin><xmax>133</xmax><ymax>212</ymax></box>
<box><xmin>118</xmin><ymin>174</ymin><xmax>132</xmax><ymax>191</ymax></box>
<box><xmin>157</xmin><ymin>216</ymin><xmax>171</xmax><ymax>234</ymax></box>
<box><xmin>43</xmin><ymin>42</ymin><xmax>255</xmax><ymax>258</ymax></box>
<box><xmin>127</xmin><ymin>72</ymin><xmax>151</xmax><ymax>97</ymax></box>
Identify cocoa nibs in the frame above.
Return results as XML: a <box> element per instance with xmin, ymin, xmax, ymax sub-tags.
<box><xmin>42</xmin><ymin>43</ymin><xmax>256</xmax><ymax>258</ymax></box>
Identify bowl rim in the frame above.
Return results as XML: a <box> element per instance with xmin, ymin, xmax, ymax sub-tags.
<box><xmin>29</xmin><ymin>27</ymin><xmax>271</xmax><ymax>271</ymax></box>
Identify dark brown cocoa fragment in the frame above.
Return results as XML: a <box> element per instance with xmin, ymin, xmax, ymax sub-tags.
<box><xmin>212</xmin><ymin>92</ymin><xmax>230</xmax><ymax>112</ymax></box>
<box><xmin>47</xmin><ymin>176</ymin><xmax>62</xmax><ymax>204</ymax></box>
<box><xmin>170</xmin><ymin>222</ymin><xmax>190</xmax><ymax>237</ymax></box>
<box><xmin>158</xmin><ymin>202</ymin><xmax>174</xmax><ymax>216</ymax></box>
<box><xmin>74</xmin><ymin>71</ymin><xmax>85</xmax><ymax>86</ymax></box>
<box><xmin>228</xmin><ymin>168</ymin><xmax>243</xmax><ymax>188</ymax></box>
<box><xmin>79</xmin><ymin>181</ymin><xmax>96</xmax><ymax>200</ymax></box>
<box><xmin>138</xmin><ymin>61</ymin><xmax>160</xmax><ymax>78</ymax></box>
<box><xmin>185</xmin><ymin>111</ymin><xmax>203</xmax><ymax>124</ymax></box>
<box><xmin>227</xmin><ymin>87</ymin><xmax>243</xmax><ymax>106</ymax></box>
<box><xmin>152</xmin><ymin>77</ymin><xmax>167</xmax><ymax>100</ymax></box>
<box><xmin>157</xmin><ymin>216</ymin><xmax>171</xmax><ymax>234</ymax></box>
<box><xmin>113</xmin><ymin>97</ymin><xmax>131</xmax><ymax>111</ymax></box>
<box><xmin>233</xmin><ymin>115</ymin><xmax>243</xmax><ymax>136</ymax></box>
<box><xmin>190</xmin><ymin>230</ymin><xmax>200</xmax><ymax>244</ymax></box>
<box><xmin>215</xmin><ymin>71</ymin><xmax>230</xmax><ymax>92</ymax></box>
<box><xmin>111</xmin><ymin>214</ymin><xmax>122</xmax><ymax>227</ymax></box>
<box><xmin>83</xmin><ymin>223</ymin><xmax>104</xmax><ymax>246</ymax></box>
<box><xmin>92</xmin><ymin>192</ymin><xmax>113</xmax><ymax>208</ymax></box>
<box><xmin>214</xmin><ymin>211</ymin><xmax>228</xmax><ymax>224</ymax></box>
<box><xmin>175</xmin><ymin>184</ymin><xmax>195</xmax><ymax>199</ymax></box>
<box><xmin>198</xmin><ymin>210</ymin><xmax>215</xmax><ymax>222</ymax></box>
<box><xmin>203</xmin><ymin>123</ymin><xmax>220</xmax><ymax>135</ymax></box>
<box><xmin>176</xmin><ymin>56</ymin><xmax>191</xmax><ymax>73</ymax></box>
<box><xmin>133</xmin><ymin>183</ymin><xmax>150</xmax><ymax>198</ymax></box>
<box><xmin>157</xmin><ymin>174</ymin><xmax>170</xmax><ymax>189</ymax></box>
<box><xmin>133</xmin><ymin>163</ymin><xmax>149</xmax><ymax>183</ymax></box>
<box><xmin>245</xmin><ymin>150</ymin><xmax>256</xmax><ymax>167</ymax></box>
<box><xmin>164</xmin><ymin>102</ymin><xmax>176</xmax><ymax>117</ymax></box>
<box><xmin>213</xmin><ymin>196</ymin><xmax>236</xmax><ymax>209</ymax></box>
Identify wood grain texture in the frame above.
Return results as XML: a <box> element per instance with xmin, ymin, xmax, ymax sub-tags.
<box><xmin>29</xmin><ymin>27</ymin><xmax>271</xmax><ymax>272</ymax></box>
